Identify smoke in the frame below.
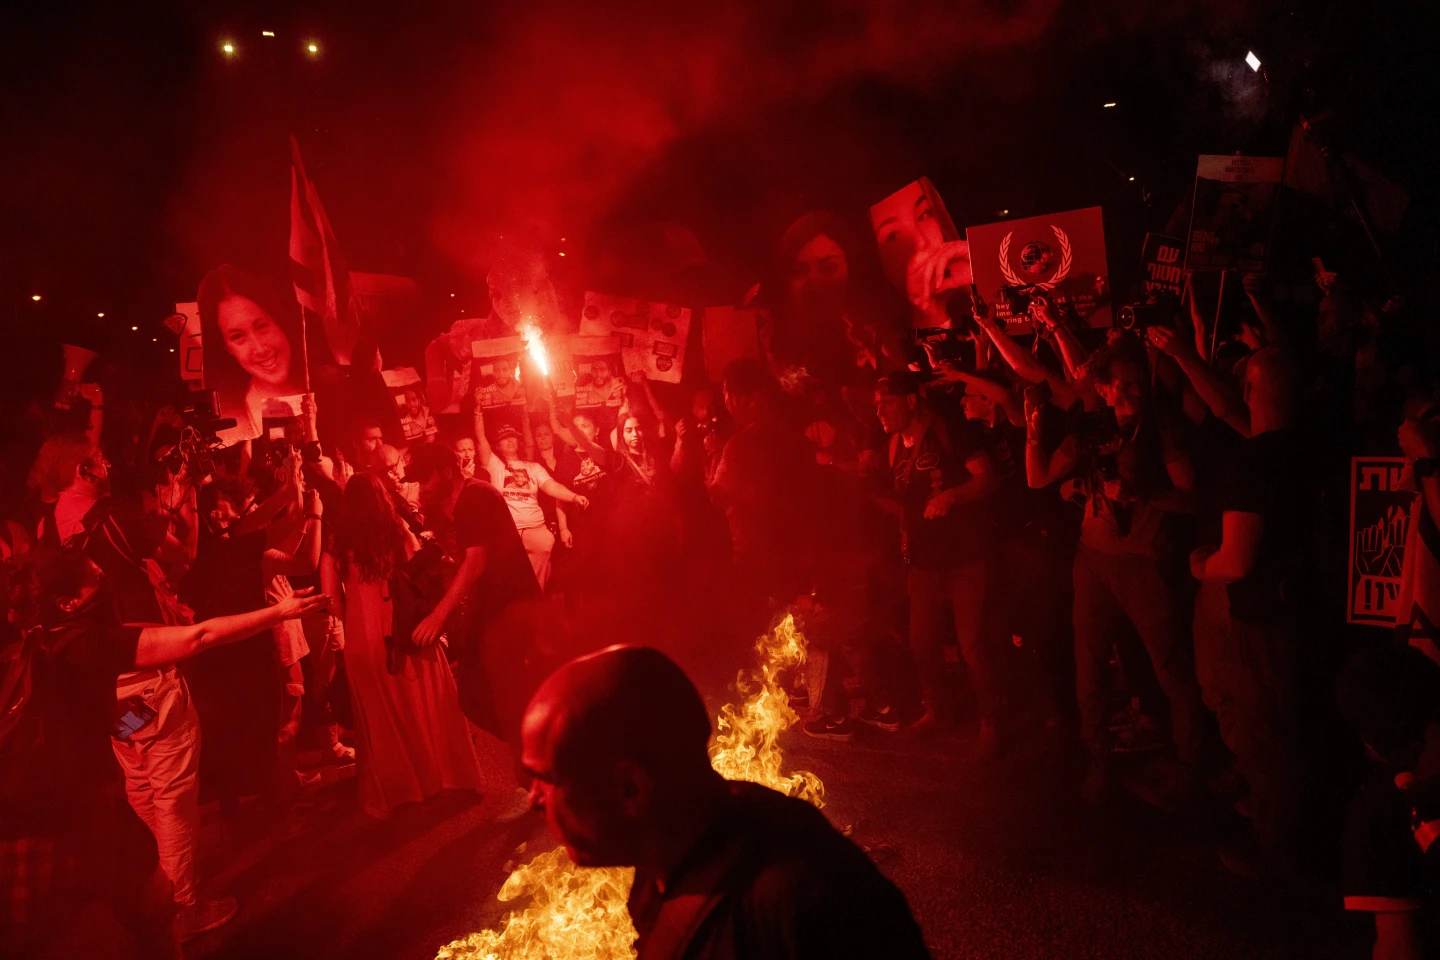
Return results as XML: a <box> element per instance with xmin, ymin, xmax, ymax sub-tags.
<box><xmin>432</xmin><ymin>0</ymin><xmax>1072</xmax><ymax>267</ymax></box>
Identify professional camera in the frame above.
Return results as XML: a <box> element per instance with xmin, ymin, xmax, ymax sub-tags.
<box><xmin>1118</xmin><ymin>292</ymin><xmax>1180</xmax><ymax>331</ymax></box>
<box><xmin>999</xmin><ymin>284</ymin><xmax>1038</xmax><ymax>316</ymax></box>
<box><xmin>160</xmin><ymin>390</ymin><xmax>236</xmax><ymax>478</ymax></box>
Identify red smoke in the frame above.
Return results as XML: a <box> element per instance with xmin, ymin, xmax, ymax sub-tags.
<box><xmin>433</xmin><ymin>0</ymin><xmax>1076</xmax><ymax>268</ymax></box>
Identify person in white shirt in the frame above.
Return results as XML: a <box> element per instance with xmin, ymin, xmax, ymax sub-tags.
<box><xmin>474</xmin><ymin>402</ymin><xmax>588</xmax><ymax>589</ymax></box>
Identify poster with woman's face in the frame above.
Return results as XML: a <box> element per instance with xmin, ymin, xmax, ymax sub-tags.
<box><xmin>869</xmin><ymin>177</ymin><xmax>959</xmax><ymax>296</ymax></box>
<box><xmin>470</xmin><ymin>337</ymin><xmax>528</xmax><ymax>410</ymax></box>
<box><xmin>201</xmin><ymin>287</ymin><xmax>305</xmax><ymax>444</ymax></box>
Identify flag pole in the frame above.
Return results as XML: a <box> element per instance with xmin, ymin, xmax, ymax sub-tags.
<box><xmin>300</xmin><ymin>303</ymin><xmax>311</xmax><ymax>393</ymax></box>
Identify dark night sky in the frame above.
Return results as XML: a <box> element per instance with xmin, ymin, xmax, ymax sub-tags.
<box><xmin>2</xmin><ymin>0</ymin><xmax>1434</xmax><ymax>384</ymax></box>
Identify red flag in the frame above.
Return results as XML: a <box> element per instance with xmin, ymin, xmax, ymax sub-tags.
<box><xmin>289</xmin><ymin>134</ymin><xmax>360</xmax><ymax>365</ymax></box>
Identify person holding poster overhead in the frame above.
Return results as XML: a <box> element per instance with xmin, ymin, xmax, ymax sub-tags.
<box><xmin>474</xmin><ymin>398</ymin><xmax>589</xmax><ymax>589</ymax></box>
<box><xmin>869</xmin><ymin>177</ymin><xmax>973</xmax><ymax>337</ymax></box>
<box><xmin>199</xmin><ymin>265</ymin><xmax>306</xmax><ymax>443</ymax></box>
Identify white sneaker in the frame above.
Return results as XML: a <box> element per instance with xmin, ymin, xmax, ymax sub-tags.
<box><xmin>486</xmin><ymin>786</ymin><xmax>534</xmax><ymax>823</ymax></box>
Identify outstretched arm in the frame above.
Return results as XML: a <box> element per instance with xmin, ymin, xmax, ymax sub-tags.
<box><xmin>134</xmin><ymin>583</ymin><xmax>327</xmax><ymax>668</ymax></box>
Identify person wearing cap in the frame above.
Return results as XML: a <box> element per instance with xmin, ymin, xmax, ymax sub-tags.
<box><xmin>874</xmin><ymin>369</ymin><xmax>1002</xmax><ymax>757</ymax></box>
<box><xmin>474</xmin><ymin>400</ymin><xmax>589</xmax><ymax>590</ymax></box>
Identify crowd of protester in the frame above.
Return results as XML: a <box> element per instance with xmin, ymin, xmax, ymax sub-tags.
<box><xmin>3</xmin><ymin>191</ymin><xmax>1440</xmax><ymax>959</ymax></box>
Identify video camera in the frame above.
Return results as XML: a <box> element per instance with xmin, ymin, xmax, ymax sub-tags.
<box><xmin>161</xmin><ymin>390</ymin><xmax>236</xmax><ymax>478</ymax></box>
<box><xmin>1118</xmin><ymin>292</ymin><xmax>1180</xmax><ymax>332</ymax></box>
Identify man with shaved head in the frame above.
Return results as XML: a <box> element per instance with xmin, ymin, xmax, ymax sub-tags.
<box><xmin>522</xmin><ymin>646</ymin><xmax>931</xmax><ymax>960</ymax></box>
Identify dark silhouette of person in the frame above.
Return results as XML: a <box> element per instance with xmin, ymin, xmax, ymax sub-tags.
<box><xmin>520</xmin><ymin>645</ymin><xmax>932</xmax><ymax>960</ymax></box>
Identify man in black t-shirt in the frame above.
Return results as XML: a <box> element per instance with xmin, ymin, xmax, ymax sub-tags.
<box><xmin>406</xmin><ymin>444</ymin><xmax>540</xmax><ymax>742</ymax></box>
<box><xmin>1190</xmin><ymin>347</ymin><xmax>1310</xmax><ymax>864</ymax></box>
<box><xmin>876</xmin><ymin>371</ymin><xmax>1001</xmax><ymax>749</ymax></box>
<box><xmin>522</xmin><ymin>646</ymin><xmax>932</xmax><ymax>960</ymax></box>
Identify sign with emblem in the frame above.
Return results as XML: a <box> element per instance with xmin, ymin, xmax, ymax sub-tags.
<box><xmin>578</xmin><ymin>292</ymin><xmax>691</xmax><ymax>384</ymax></box>
<box><xmin>1347</xmin><ymin>457</ymin><xmax>1416</xmax><ymax>627</ymax></box>
<box><xmin>966</xmin><ymin>206</ymin><xmax>1112</xmax><ymax>330</ymax></box>
<box><xmin>1186</xmin><ymin>155</ymin><xmax>1285</xmax><ymax>273</ymax></box>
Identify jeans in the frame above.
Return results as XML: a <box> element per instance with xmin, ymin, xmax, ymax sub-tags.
<box><xmin>907</xmin><ymin>559</ymin><xmax>995</xmax><ymax>721</ymax></box>
<box><xmin>1073</xmin><ymin>545</ymin><xmax>1205</xmax><ymax>765</ymax></box>
<box><xmin>111</xmin><ymin>668</ymin><xmax>202</xmax><ymax>907</ymax></box>
<box><xmin>1193</xmin><ymin>580</ymin><xmax>1301</xmax><ymax>856</ymax></box>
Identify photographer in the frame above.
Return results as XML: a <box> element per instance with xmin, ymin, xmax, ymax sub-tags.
<box><xmin>874</xmin><ymin>369</ymin><xmax>1002</xmax><ymax>753</ymax></box>
<box><xmin>6</xmin><ymin>545</ymin><xmax>327</xmax><ymax>945</ymax></box>
<box><xmin>1025</xmin><ymin>334</ymin><xmax>1207</xmax><ymax>805</ymax></box>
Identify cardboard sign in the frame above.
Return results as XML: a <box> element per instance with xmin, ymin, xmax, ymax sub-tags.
<box><xmin>177</xmin><ymin>302</ymin><xmax>203</xmax><ymax>382</ymax></box>
<box><xmin>966</xmin><ymin>206</ymin><xmax>1112</xmax><ymax>329</ymax></box>
<box><xmin>1186</xmin><ymin>155</ymin><xmax>1284</xmax><ymax>273</ymax></box>
<box><xmin>1348</xmin><ymin>457</ymin><xmax>1417</xmax><ymax>627</ymax></box>
<box><xmin>702</xmin><ymin>306</ymin><xmax>760</xmax><ymax>383</ymax></box>
<box><xmin>579</xmin><ymin>293</ymin><xmax>690</xmax><ymax>384</ymax></box>
<box><xmin>470</xmin><ymin>337</ymin><xmax>527</xmax><ymax>410</ymax></box>
<box><xmin>1140</xmin><ymin>234</ymin><xmax>1186</xmax><ymax>300</ymax></box>
<box><xmin>568</xmin><ymin>336</ymin><xmax>626</xmax><ymax>411</ymax></box>
<box><xmin>382</xmin><ymin>367</ymin><xmax>437</xmax><ymax>440</ymax></box>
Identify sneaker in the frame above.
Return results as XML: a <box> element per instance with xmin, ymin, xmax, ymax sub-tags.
<box><xmin>177</xmin><ymin>896</ymin><xmax>239</xmax><ymax>942</ymax></box>
<box><xmin>487</xmin><ymin>786</ymin><xmax>535</xmax><ymax>823</ymax></box>
<box><xmin>858</xmin><ymin>705</ymin><xmax>904</xmax><ymax>733</ymax></box>
<box><xmin>801</xmin><ymin>715</ymin><xmax>856</xmax><ymax>743</ymax></box>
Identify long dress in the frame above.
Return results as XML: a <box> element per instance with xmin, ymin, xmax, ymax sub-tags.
<box><xmin>342</xmin><ymin>568</ymin><xmax>483</xmax><ymax>818</ymax></box>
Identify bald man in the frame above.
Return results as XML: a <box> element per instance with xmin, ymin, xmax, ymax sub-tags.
<box><xmin>522</xmin><ymin>646</ymin><xmax>931</xmax><ymax>960</ymax></box>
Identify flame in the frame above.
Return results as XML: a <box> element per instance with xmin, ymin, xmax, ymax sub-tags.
<box><xmin>521</xmin><ymin>323</ymin><xmax>550</xmax><ymax>377</ymax></box>
<box><xmin>436</xmin><ymin>614</ymin><xmax>823</xmax><ymax>960</ymax></box>
<box><xmin>708</xmin><ymin>614</ymin><xmax>824</xmax><ymax>807</ymax></box>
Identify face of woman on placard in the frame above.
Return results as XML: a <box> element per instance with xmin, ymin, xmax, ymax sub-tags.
<box><xmin>787</xmin><ymin>234</ymin><xmax>850</xmax><ymax>320</ymax></box>
<box><xmin>870</xmin><ymin>181</ymin><xmax>949</xmax><ymax>294</ymax></box>
<box><xmin>573</xmin><ymin>413</ymin><xmax>599</xmax><ymax>445</ymax></box>
<box><xmin>217</xmin><ymin>295</ymin><xmax>293</xmax><ymax>392</ymax></box>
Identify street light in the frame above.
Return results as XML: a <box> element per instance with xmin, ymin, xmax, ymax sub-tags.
<box><xmin>1246</xmin><ymin>51</ymin><xmax>1261</xmax><ymax>72</ymax></box>
<box><xmin>97</xmin><ymin>312</ymin><xmax>105</xmax><ymax>318</ymax></box>
<box><xmin>306</xmin><ymin>42</ymin><xmax>319</xmax><ymax>55</ymax></box>
<box><xmin>222</xmin><ymin>41</ymin><xmax>235</xmax><ymax>55</ymax></box>
<box><xmin>30</xmin><ymin>294</ymin><xmax>41</xmax><ymax>301</ymax></box>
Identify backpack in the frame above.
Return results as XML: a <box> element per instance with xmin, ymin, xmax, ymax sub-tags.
<box><xmin>382</xmin><ymin>539</ymin><xmax>455</xmax><ymax>675</ymax></box>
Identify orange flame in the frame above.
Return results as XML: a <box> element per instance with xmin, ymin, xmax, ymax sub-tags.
<box><xmin>521</xmin><ymin>323</ymin><xmax>550</xmax><ymax>377</ymax></box>
<box><xmin>436</xmin><ymin>614</ymin><xmax>823</xmax><ymax>960</ymax></box>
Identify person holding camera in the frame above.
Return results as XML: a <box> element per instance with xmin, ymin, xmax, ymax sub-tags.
<box><xmin>1025</xmin><ymin>334</ymin><xmax>1207</xmax><ymax>805</ymax></box>
<box><xmin>6</xmin><ymin>545</ymin><xmax>328</xmax><ymax>946</ymax></box>
<box><xmin>874</xmin><ymin>369</ymin><xmax>1002</xmax><ymax>753</ymax></box>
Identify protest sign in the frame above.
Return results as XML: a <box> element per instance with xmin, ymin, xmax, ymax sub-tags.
<box><xmin>579</xmin><ymin>293</ymin><xmax>690</xmax><ymax>384</ymax></box>
<box><xmin>470</xmin><ymin>337</ymin><xmax>528</xmax><ymax>410</ymax></box>
<box><xmin>966</xmin><ymin>206</ymin><xmax>1111</xmax><ymax>330</ymax></box>
<box><xmin>1186</xmin><ymin>155</ymin><xmax>1284</xmax><ymax>273</ymax></box>
<box><xmin>568</xmin><ymin>336</ymin><xmax>627</xmax><ymax>412</ymax></box>
<box><xmin>1139</xmin><ymin>234</ymin><xmax>1186</xmax><ymax>300</ymax></box>
<box><xmin>382</xmin><ymin>367</ymin><xmax>438</xmax><ymax>440</ymax></box>
<box><xmin>702</xmin><ymin>306</ymin><xmax>760</xmax><ymax>383</ymax></box>
<box><xmin>1347</xmin><ymin>457</ymin><xmax>1416</xmax><ymax>627</ymax></box>
<box><xmin>176</xmin><ymin>302</ymin><xmax>203</xmax><ymax>383</ymax></box>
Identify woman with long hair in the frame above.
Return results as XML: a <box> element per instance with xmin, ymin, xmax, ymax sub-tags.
<box><xmin>320</xmin><ymin>474</ymin><xmax>482</xmax><ymax>818</ymax></box>
<box><xmin>198</xmin><ymin>264</ymin><xmax>306</xmax><ymax>443</ymax></box>
<box><xmin>756</xmin><ymin>210</ymin><xmax>907</xmax><ymax>385</ymax></box>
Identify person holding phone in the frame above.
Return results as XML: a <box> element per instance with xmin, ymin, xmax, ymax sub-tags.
<box><xmin>8</xmin><ymin>546</ymin><xmax>327</xmax><ymax>945</ymax></box>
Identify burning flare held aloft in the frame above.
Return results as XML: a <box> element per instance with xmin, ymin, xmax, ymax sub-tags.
<box><xmin>435</xmin><ymin>614</ymin><xmax>823</xmax><ymax>960</ymax></box>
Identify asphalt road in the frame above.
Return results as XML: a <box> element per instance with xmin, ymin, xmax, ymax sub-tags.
<box><xmin>41</xmin><ymin>712</ymin><xmax>1371</xmax><ymax>960</ymax></box>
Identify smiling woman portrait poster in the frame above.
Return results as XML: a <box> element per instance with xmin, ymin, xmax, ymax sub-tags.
<box><xmin>198</xmin><ymin>264</ymin><xmax>308</xmax><ymax>443</ymax></box>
